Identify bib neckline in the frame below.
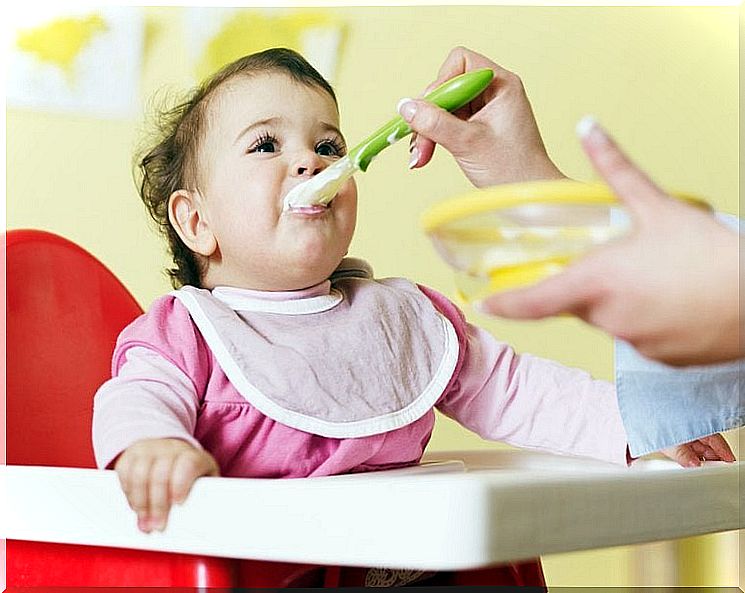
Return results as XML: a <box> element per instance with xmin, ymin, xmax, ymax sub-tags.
<box><xmin>211</xmin><ymin>282</ymin><xmax>343</xmax><ymax>315</ymax></box>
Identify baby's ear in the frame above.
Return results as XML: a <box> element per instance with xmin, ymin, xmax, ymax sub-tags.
<box><xmin>168</xmin><ymin>189</ymin><xmax>217</xmax><ymax>257</ymax></box>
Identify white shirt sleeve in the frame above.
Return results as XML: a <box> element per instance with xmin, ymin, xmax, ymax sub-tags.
<box><xmin>92</xmin><ymin>346</ymin><xmax>204</xmax><ymax>469</ymax></box>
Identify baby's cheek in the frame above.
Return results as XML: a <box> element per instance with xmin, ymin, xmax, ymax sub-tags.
<box><xmin>347</xmin><ymin>178</ymin><xmax>358</xmax><ymax>200</ymax></box>
<box><xmin>340</xmin><ymin>180</ymin><xmax>358</xmax><ymax>225</ymax></box>
<box><xmin>334</xmin><ymin>175</ymin><xmax>356</xmax><ymax>205</ymax></box>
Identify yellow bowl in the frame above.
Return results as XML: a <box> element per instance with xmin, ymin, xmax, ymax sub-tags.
<box><xmin>421</xmin><ymin>179</ymin><xmax>709</xmax><ymax>303</ymax></box>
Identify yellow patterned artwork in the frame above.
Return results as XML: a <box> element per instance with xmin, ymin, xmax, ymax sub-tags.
<box><xmin>8</xmin><ymin>6</ymin><xmax>143</xmax><ymax>118</ymax></box>
<box><xmin>15</xmin><ymin>14</ymin><xmax>108</xmax><ymax>78</ymax></box>
<box><xmin>187</xmin><ymin>8</ymin><xmax>345</xmax><ymax>83</ymax></box>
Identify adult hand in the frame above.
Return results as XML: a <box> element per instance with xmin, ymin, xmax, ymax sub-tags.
<box><xmin>398</xmin><ymin>46</ymin><xmax>565</xmax><ymax>187</ymax></box>
<box><xmin>479</xmin><ymin>117</ymin><xmax>741</xmax><ymax>367</ymax></box>
<box><xmin>661</xmin><ymin>433</ymin><xmax>735</xmax><ymax>468</ymax></box>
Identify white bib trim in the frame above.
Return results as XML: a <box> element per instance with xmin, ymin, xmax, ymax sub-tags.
<box><xmin>170</xmin><ymin>287</ymin><xmax>460</xmax><ymax>439</ymax></box>
<box><xmin>211</xmin><ymin>286</ymin><xmax>343</xmax><ymax>315</ymax></box>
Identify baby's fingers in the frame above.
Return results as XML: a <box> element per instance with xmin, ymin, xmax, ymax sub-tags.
<box><xmin>121</xmin><ymin>456</ymin><xmax>157</xmax><ymax>529</ymax></box>
<box><xmin>170</xmin><ymin>450</ymin><xmax>219</xmax><ymax>506</ymax></box>
<box><xmin>147</xmin><ymin>456</ymin><xmax>176</xmax><ymax>532</ymax></box>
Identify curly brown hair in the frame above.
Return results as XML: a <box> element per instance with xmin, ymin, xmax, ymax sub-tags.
<box><xmin>135</xmin><ymin>48</ymin><xmax>338</xmax><ymax>288</ymax></box>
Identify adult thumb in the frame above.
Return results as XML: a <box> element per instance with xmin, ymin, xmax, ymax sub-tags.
<box><xmin>576</xmin><ymin>116</ymin><xmax>667</xmax><ymax>222</ymax></box>
<box><xmin>398</xmin><ymin>98</ymin><xmax>471</xmax><ymax>156</ymax></box>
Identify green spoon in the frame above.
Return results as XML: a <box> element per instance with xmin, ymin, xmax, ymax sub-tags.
<box><xmin>283</xmin><ymin>68</ymin><xmax>494</xmax><ymax>210</ymax></box>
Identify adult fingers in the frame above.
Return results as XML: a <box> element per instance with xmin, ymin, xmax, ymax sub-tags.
<box><xmin>406</xmin><ymin>48</ymin><xmax>482</xmax><ymax>167</ymax></box>
<box><xmin>663</xmin><ymin>445</ymin><xmax>702</xmax><ymax>468</ymax></box>
<box><xmin>409</xmin><ymin>103</ymin><xmax>475</xmax><ymax>169</ymax></box>
<box><xmin>414</xmin><ymin>46</ymin><xmax>491</xmax><ymax>101</ymax></box>
<box><xmin>693</xmin><ymin>443</ymin><xmax>727</xmax><ymax>461</ymax></box>
<box><xmin>475</xmin><ymin>260</ymin><xmax>597</xmax><ymax>320</ymax></box>
<box><xmin>435</xmin><ymin>46</ymin><xmax>513</xmax><ymax>99</ymax></box>
<box><xmin>698</xmin><ymin>435</ymin><xmax>735</xmax><ymax>462</ymax></box>
<box><xmin>406</xmin><ymin>46</ymin><xmax>511</xmax><ymax>169</ymax></box>
<box><xmin>576</xmin><ymin>116</ymin><xmax>668</xmax><ymax>224</ymax></box>
<box><xmin>399</xmin><ymin>100</ymin><xmax>473</xmax><ymax>160</ymax></box>
<box><xmin>409</xmin><ymin>131</ymin><xmax>435</xmax><ymax>170</ymax></box>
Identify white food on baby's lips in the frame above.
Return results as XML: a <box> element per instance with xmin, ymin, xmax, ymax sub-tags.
<box><xmin>283</xmin><ymin>156</ymin><xmax>357</xmax><ymax>211</ymax></box>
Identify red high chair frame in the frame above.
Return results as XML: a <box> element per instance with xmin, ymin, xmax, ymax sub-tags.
<box><xmin>5</xmin><ymin>229</ymin><xmax>234</xmax><ymax>587</ymax></box>
<box><xmin>4</xmin><ymin>229</ymin><xmax>544</xmax><ymax>589</ymax></box>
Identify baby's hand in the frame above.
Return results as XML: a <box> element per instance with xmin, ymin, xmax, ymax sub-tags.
<box><xmin>114</xmin><ymin>438</ymin><xmax>220</xmax><ymax>533</ymax></box>
<box><xmin>661</xmin><ymin>434</ymin><xmax>735</xmax><ymax>468</ymax></box>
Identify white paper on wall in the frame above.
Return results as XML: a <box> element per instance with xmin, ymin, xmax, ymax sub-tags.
<box><xmin>7</xmin><ymin>5</ymin><xmax>143</xmax><ymax>119</ymax></box>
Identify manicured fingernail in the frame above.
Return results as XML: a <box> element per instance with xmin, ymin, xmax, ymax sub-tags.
<box><xmin>397</xmin><ymin>98</ymin><xmax>417</xmax><ymax>122</ymax></box>
<box><xmin>408</xmin><ymin>147</ymin><xmax>419</xmax><ymax>169</ymax></box>
<box><xmin>576</xmin><ymin>115</ymin><xmax>608</xmax><ymax>145</ymax></box>
<box><xmin>576</xmin><ymin>115</ymin><xmax>597</xmax><ymax>137</ymax></box>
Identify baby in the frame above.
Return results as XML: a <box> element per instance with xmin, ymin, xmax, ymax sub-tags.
<box><xmin>92</xmin><ymin>48</ymin><xmax>734</xmax><ymax>587</ymax></box>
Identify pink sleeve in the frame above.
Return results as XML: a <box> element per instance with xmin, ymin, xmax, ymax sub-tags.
<box><xmin>92</xmin><ymin>296</ymin><xmax>210</xmax><ymax>469</ymax></box>
<box><xmin>111</xmin><ymin>295</ymin><xmax>211</xmax><ymax>390</ymax></box>
<box><xmin>92</xmin><ymin>347</ymin><xmax>204</xmax><ymax>469</ymax></box>
<box><xmin>418</xmin><ymin>285</ymin><xmax>629</xmax><ymax>465</ymax></box>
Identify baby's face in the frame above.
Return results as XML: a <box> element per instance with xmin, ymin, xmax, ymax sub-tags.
<box><xmin>198</xmin><ymin>73</ymin><xmax>357</xmax><ymax>290</ymax></box>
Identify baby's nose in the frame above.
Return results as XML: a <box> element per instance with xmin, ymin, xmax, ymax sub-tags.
<box><xmin>293</xmin><ymin>151</ymin><xmax>326</xmax><ymax>177</ymax></box>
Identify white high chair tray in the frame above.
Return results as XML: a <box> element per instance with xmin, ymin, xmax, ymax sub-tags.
<box><xmin>2</xmin><ymin>450</ymin><xmax>741</xmax><ymax>570</ymax></box>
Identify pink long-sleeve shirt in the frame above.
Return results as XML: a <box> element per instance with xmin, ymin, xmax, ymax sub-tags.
<box><xmin>92</xmin><ymin>276</ymin><xmax>629</xmax><ymax>476</ymax></box>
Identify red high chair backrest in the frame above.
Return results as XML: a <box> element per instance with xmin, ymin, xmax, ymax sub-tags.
<box><xmin>4</xmin><ymin>229</ymin><xmax>242</xmax><ymax>587</ymax></box>
<box><xmin>5</xmin><ymin>229</ymin><xmax>143</xmax><ymax>467</ymax></box>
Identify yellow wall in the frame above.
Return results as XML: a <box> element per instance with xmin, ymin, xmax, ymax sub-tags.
<box><xmin>6</xmin><ymin>5</ymin><xmax>740</xmax><ymax>586</ymax></box>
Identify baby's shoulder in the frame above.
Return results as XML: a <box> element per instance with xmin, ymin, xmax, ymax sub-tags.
<box><xmin>377</xmin><ymin>278</ymin><xmax>469</xmax><ymax>346</ymax></box>
<box><xmin>113</xmin><ymin>292</ymin><xmax>209</xmax><ymax>377</ymax></box>
<box><xmin>121</xmin><ymin>292</ymin><xmax>195</xmax><ymax>341</ymax></box>
<box><xmin>375</xmin><ymin>277</ymin><xmax>466</xmax><ymax>322</ymax></box>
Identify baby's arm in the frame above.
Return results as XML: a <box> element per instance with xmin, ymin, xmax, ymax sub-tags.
<box><xmin>437</xmin><ymin>321</ymin><xmax>629</xmax><ymax>464</ymax></box>
<box><xmin>436</xmin><ymin>319</ymin><xmax>736</xmax><ymax>466</ymax></box>
<box><xmin>93</xmin><ymin>346</ymin><xmax>219</xmax><ymax>532</ymax></box>
<box><xmin>421</xmin><ymin>285</ymin><xmax>735</xmax><ymax>466</ymax></box>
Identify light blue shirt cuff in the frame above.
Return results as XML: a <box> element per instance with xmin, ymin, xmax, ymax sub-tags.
<box><xmin>615</xmin><ymin>339</ymin><xmax>744</xmax><ymax>458</ymax></box>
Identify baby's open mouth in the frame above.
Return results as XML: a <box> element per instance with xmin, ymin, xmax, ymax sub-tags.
<box><xmin>282</xmin><ymin>159</ymin><xmax>351</xmax><ymax>211</ymax></box>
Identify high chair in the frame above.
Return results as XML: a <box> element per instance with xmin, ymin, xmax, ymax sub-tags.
<box><xmin>3</xmin><ymin>229</ymin><xmax>540</xmax><ymax>588</ymax></box>
<box><xmin>4</xmin><ymin>229</ymin><xmax>741</xmax><ymax>588</ymax></box>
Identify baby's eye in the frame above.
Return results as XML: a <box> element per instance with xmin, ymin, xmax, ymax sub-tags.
<box><xmin>316</xmin><ymin>139</ymin><xmax>344</xmax><ymax>157</ymax></box>
<box><xmin>254</xmin><ymin>141</ymin><xmax>276</xmax><ymax>153</ymax></box>
<box><xmin>248</xmin><ymin>133</ymin><xmax>279</xmax><ymax>154</ymax></box>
